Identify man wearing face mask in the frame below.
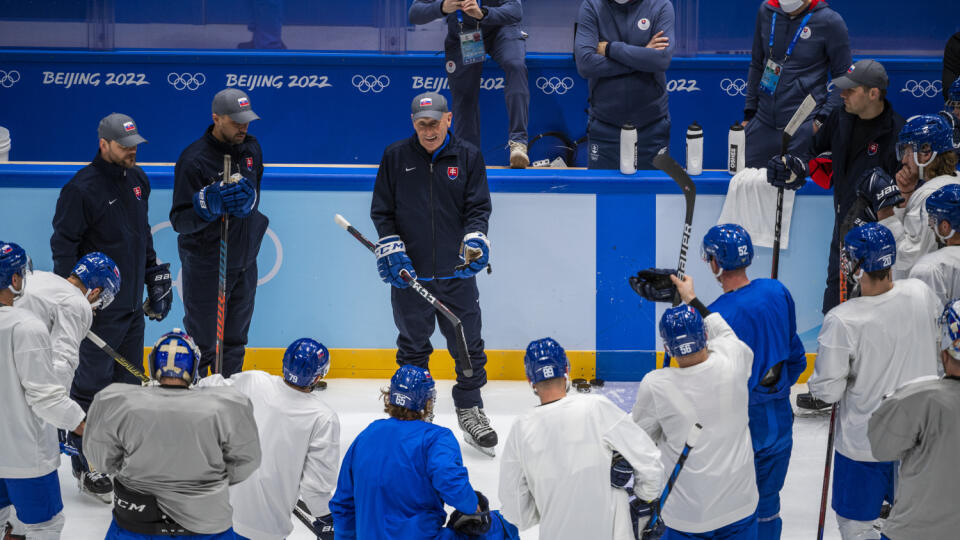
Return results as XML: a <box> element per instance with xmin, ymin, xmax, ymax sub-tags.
<box><xmin>808</xmin><ymin>223</ymin><xmax>941</xmax><ymax>540</ymax></box>
<box><xmin>743</xmin><ymin>0</ymin><xmax>851</xmax><ymax>168</ymax></box>
<box><xmin>574</xmin><ymin>0</ymin><xmax>675</xmax><ymax>170</ymax></box>
<box><xmin>51</xmin><ymin>112</ymin><xmax>168</xmax><ymax>503</ymax></box>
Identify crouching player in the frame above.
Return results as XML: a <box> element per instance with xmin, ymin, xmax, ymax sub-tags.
<box><xmin>499</xmin><ymin>337</ymin><xmax>663</xmax><ymax>539</ymax></box>
<box><xmin>198</xmin><ymin>338</ymin><xmax>340</xmax><ymax>540</ymax></box>
<box><xmin>84</xmin><ymin>330</ymin><xmax>261</xmax><ymax>539</ymax></box>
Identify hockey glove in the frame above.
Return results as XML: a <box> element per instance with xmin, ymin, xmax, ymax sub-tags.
<box><xmin>143</xmin><ymin>263</ymin><xmax>172</xmax><ymax>321</ymax></box>
<box><xmin>631</xmin><ymin>497</ymin><xmax>664</xmax><ymax>540</ymax></box>
<box><xmin>629</xmin><ymin>268</ymin><xmax>678</xmax><ymax>302</ymax></box>
<box><xmin>447</xmin><ymin>490</ymin><xmax>492</xmax><ymax>536</ymax></box>
<box><xmin>857</xmin><ymin>167</ymin><xmax>903</xmax><ymax>221</ymax></box>
<box><xmin>222</xmin><ymin>176</ymin><xmax>257</xmax><ymax>218</ymax></box>
<box><xmin>376</xmin><ymin>235</ymin><xmax>416</xmax><ymax>288</ymax></box>
<box><xmin>313</xmin><ymin>513</ymin><xmax>335</xmax><ymax>540</ymax></box>
<box><xmin>192</xmin><ymin>181</ymin><xmax>225</xmax><ymax>222</ymax></box>
<box><xmin>58</xmin><ymin>429</ymin><xmax>79</xmax><ymax>457</ymax></box>
<box><xmin>611</xmin><ymin>451</ymin><xmax>634</xmax><ymax>489</ymax></box>
<box><xmin>454</xmin><ymin>232</ymin><xmax>490</xmax><ymax>279</ymax></box>
<box><xmin>766</xmin><ymin>154</ymin><xmax>808</xmax><ymax>190</ymax></box>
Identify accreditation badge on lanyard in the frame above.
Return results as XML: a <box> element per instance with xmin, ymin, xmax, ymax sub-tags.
<box><xmin>759</xmin><ymin>11</ymin><xmax>813</xmax><ymax>96</ymax></box>
<box><xmin>457</xmin><ymin>3</ymin><xmax>485</xmax><ymax>65</ymax></box>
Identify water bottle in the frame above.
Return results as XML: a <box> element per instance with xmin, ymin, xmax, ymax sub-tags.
<box><xmin>620</xmin><ymin>124</ymin><xmax>638</xmax><ymax>175</ymax></box>
<box><xmin>686</xmin><ymin>122</ymin><xmax>703</xmax><ymax>176</ymax></box>
<box><xmin>728</xmin><ymin>123</ymin><xmax>745</xmax><ymax>175</ymax></box>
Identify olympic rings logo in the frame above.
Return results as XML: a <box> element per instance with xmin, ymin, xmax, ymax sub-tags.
<box><xmin>352</xmin><ymin>74</ymin><xmax>390</xmax><ymax>93</ymax></box>
<box><xmin>0</xmin><ymin>70</ymin><xmax>21</xmax><ymax>88</ymax></box>
<box><xmin>720</xmin><ymin>78</ymin><xmax>748</xmax><ymax>97</ymax></box>
<box><xmin>167</xmin><ymin>72</ymin><xmax>206</xmax><ymax>91</ymax></box>
<box><xmin>536</xmin><ymin>76</ymin><xmax>574</xmax><ymax>95</ymax></box>
<box><xmin>901</xmin><ymin>80</ymin><xmax>942</xmax><ymax>98</ymax></box>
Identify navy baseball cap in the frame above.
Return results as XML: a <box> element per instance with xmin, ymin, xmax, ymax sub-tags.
<box><xmin>98</xmin><ymin>113</ymin><xmax>147</xmax><ymax>147</ymax></box>
<box><xmin>212</xmin><ymin>88</ymin><xmax>260</xmax><ymax>123</ymax></box>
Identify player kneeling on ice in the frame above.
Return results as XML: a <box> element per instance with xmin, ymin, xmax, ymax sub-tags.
<box><xmin>198</xmin><ymin>338</ymin><xmax>340</xmax><ymax>540</ymax></box>
<box><xmin>633</xmin><ymin>275</ymin><xmax>760</xmax><ymax>539</ymax></box>
<box><xmin>907</xmin><ymin>184</ymin><xmax>960</xmax><ymax>305</ymax></box>
<box><xmin>499</xmin><ymin>338</ymin><xmax>663</xmax><ymax>540</ymax></box>
<box><xmin>808</xmin><ymin>222</ymin><xmax>941</xmax><ymax>540</ymax></box>
<box><xmin>84</xmin><ymin>330</ymin><xmax>261</xmax><ymax>540</ymax></box>
<box><xmin>0</xmin><ymin>241</ymin><xmax>86</xmax><ymax>540</ymax></box>
<box><xmin>866</xmin><ymin>298</ymin><xmax>960</xmax><ymax>540</ymax></box>
<box><xmin>329</xmin><ymin>365</ymin><xmax>519</xmax><ymax>540</ymax></box>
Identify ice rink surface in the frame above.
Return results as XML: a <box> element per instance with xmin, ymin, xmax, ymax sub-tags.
<box><xmin>60</xmin><ymin>380</ymin><xmax>847</xmax><ymax>539</ymax></box>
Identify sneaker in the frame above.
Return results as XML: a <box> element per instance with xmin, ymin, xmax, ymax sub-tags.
<box><xmin>509</xmin><ymin>141</ymin><xmax>529</xmax><ymax>169</ymax></box>
<box><xmin>456</xmin><ymin>406</ymin><xmax>498</xmax><ymax>456</ymax></box>
<box><xmin>74</xmin><ymin>469</ymin><xmax>113</xmax><ymax>504</ymax></box>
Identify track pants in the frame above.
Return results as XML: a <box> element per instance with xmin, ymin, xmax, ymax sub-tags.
<box><xmin>0</xmin><ymin>472</ymin><xmax>65</xmax><ymax>540</ymax></box>
<box><xmin>748</xmin><ymin>397</ymin><xmax>794</xmax><ymax>540</ymax></box>
<box><xmin>586</xmin><ymin>115</ymin><xmax>671</xmax><ymax>170</ymax></box>
<box><xmin>744</xmin><ymin>117</ymin><xmax>814</xmax><ymax>169</ymax></box>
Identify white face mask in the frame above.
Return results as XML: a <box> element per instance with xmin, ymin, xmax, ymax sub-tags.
<box><xmin>779</xmin><ymin>0</ymin><xmax>805</xmax><ymax>13</ymax></box>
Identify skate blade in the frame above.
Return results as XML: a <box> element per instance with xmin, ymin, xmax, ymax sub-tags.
<box><xmin>462</xmin><ymin>433</ymin><xmax>496</xmax><ymax>458</ymax></box>
<box><xmin>80</xmin><ymin>489</ymin><xmax>113</xmax><ymax>504</ymax></box>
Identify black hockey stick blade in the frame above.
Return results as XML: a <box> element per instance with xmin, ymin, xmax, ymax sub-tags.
<box><xmin>293</xmin><ymin>499</ymin><xmax>320</xmax><ymax>536</ymax></box>
<box><xmin>86</xmin><ymin>331</ymin><xmax>150</xmax><ymax>383</ymax></box>
<box><xmin>652</xmin><ymin>149</ymin><xmax>696</xmax><ymax>306</ymax></box>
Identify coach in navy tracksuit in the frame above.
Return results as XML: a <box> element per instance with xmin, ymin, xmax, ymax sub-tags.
<box><xmin>409</xmin><ymin>0</ymin><xmax>530</xmax><ymax>168</ymax></box>
<box><xmin>371</xmin><ymin>92</ymin><xmax>496</xmax><ymax>448</ymax></box>
<box><xmin>574</xmin><ymin>0</ymin><xmax>674</xmax><ymax>170</ymax></box>
<box><xmin>171</xmin><ymin>89</ymin><xmax>268</xmax><ymax>377</ymax></box>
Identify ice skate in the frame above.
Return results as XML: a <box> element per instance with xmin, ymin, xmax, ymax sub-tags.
<box><xmin>456</xmin><ymin>406</ymin><xmax>498</xmax><ymax>457</ymax></box>
<box><xmin>74</xmin><ymin>469</ymin><xmax>113</xmax><ymax>504</ymax></box>
<box><xmin>795</xmin><ymin>392</ymin><xmax>833</xmax><ymax>417</ymax></box>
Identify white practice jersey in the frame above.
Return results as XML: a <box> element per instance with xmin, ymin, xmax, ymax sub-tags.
<box><xmin>15</xmin><ymin>270</ymin><xmax>92</xmax><ymax>390</ymax></box>
<box><xmin>881</xmin><ymin>172</ymin><xmax>960</xmax><ymax>280</ymax></box>
<box><xmin>631</xmin><ymin>313</ymin><xmax>757</xmax><ymax>534</ymax></box>
<box><xmin>0</xmin><ymin>305</ymin><xmax>85</xmax><ymax>478</ymax></box>
<box><xmin>499</xmin><ymin>393</ymin><xmax>663</xmax><ymax>540</ymax></box>
<box><xmin>198</xmin><ymin>371</ymin><xmax>341</xmax><ymax>540</ymax></box>
<box><xmin>908</xmin><ymin>246</ymin><xmax>960</xmax><ymax>307</ymax></box>
<box><xmin>810</xmin><ymin>278</ymin><xmax>941</xmax><ymax>462</ymax></box>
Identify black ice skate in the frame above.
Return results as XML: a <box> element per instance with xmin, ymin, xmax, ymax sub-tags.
<box><xmin>795</xmin><ymin>392</ymin><xmax>833</xmax><ymax>416</ymax></box>
<box><xmin>4</xmin><ymin>520</ymin><xmax>25</xmax><ymax>540</ymax></box>
<box><xmin>456</xmin><ymin>406</ymin><xmax>498</xmax><ymax>457</ymax></box>
<box><xmin>74</xmin><ymin>470</ymin><xmax>113</xmax><ymax>504</ymax></box>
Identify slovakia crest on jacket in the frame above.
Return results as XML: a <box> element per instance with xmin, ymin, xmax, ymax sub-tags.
<box><xmin>133</xmin><ymin>186</ymin><xmax>142</xmax><ymax>200</ymax></box>
<box><xmin>246</xmin><ymin>157</ymin><xmax>253</xmax><ymax>171</ymax></box>
<box><xmin>447</xmin><ymin>166</ymin><xmax>459</xmax><ymax>180</ymax></box>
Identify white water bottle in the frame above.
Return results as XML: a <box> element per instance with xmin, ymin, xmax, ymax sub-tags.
<box><xmin>728</xmin><ymin>123</ymin><xmax>746</xmax><ymax>175</ymax></box>
<box><xmin>686</xmin><ymin>122</ymin><xmax>703</xmax><ymax>176</ymax></box>
<box><xmin>620</xmin><ymin>124</ymin><xmax>637</xmax><ymax>175</ymax></box>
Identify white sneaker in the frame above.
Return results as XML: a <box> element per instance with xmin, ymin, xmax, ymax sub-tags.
<box><xmin>509</xmin><ymin>141</ymin><xmax>529</xmax><ymax>169</ymax></box>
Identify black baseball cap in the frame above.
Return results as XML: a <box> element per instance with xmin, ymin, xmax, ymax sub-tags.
<box><xmin>212</xmin><ymin>88</ymin><xmax>260</xmax><ymax>123</ymax></box>
<box><xmin>98</xmin><ymin>113</ymin><xmax>147</xmax><ymax>147</ymax></box>
<box><xmin>834</xmin><ymin>60</ymin><xmax>889</xmax><ymax>90</ymax></box>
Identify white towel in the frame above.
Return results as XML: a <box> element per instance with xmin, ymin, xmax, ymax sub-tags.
<box><xmin>718</xmin><ymin>167</ymin><xmax>796</xmax><ymax>249</ymax></box>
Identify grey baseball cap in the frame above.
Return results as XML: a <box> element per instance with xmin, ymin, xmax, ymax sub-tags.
<box><xmin>98</xmin><ymin>113</ymin><xmax>147</xmax><ymax>147</ymax></box>
<box><xmin>411</xmin><ymin>92</ymin><xmax>448</xmax><ymax>121</ymax></box>
<box><xmin>212</xmin><ymin>88</ymin><xmax>260</xmax><ymax>123</ymax></box>
<box><xmin>834</xmin><ymin>59</ymin><xmax>889</xmax><ymax>90</ymax></box>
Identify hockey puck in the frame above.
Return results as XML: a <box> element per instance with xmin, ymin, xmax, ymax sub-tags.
<box><xmin>589</xmin><ymin>378</ymin><xmax>605</xmax><ymax>387</ymax></box>
<box><xmin>575</xmin><ymin>382</ymin><xmax>591</xmax><ymax>393</ymax></box>
<box><xmin>572</xmin><ymin>378</ymin><xmax>588</xmax><ymax>386</ymax></box>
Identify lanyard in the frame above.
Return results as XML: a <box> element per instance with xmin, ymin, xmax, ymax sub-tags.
<box><xmin>768</xmin><ymin>11</ymin><xmax>813</xmax><ymax>63</ymax></box>
<box><xmin>456</xmin><ymin>0</ymin><xmax>483</xmax><ymax>26</ymax></box>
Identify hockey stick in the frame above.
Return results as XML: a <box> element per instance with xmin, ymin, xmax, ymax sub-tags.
<box><xmin>772</xmin><ymin>94</ymin><xmax>817</xmax><ymax>279</ymax></box>
<box><xmin>652</xmin><ymin>149</ymin><xmax>696</xmax><ymax>306</ymax></box>
<box><xmin>644</xmin><ymin>422</ymin><xmax>703</xmax><ymax>537</ymax></box>
<box><xmin>293</xmin><ymin>500</ymin><xmax>320</xmax><ymax>536</ymax></box>
<box><xmin>215</xmin><ymin>154</ymin><xmax>238</xmax><ymax>374</ymax></box>
<box><xmin>86</xmin><ymin>330</ymin><xmax>150</xmax><ymax>383</ymax></box>
<box><xmin>334</xmin><ymin>214</ymin><xmax>475</xmax><ymax>378</ymax></box>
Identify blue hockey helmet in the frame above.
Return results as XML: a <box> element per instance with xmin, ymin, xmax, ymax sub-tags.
<box><xmin>947</xmin><ymin>78</ymin><xmax>960</xmax><ymax>109</ymax></box>
<box><xmin>389</xmin><ymin>365</ymin><xmax>436</xmax><ymax>413</ymax></box>
<box><xmin>701</xmin><ymin>224</ymin><xmax>754</xmax><ymax>271</ymax></box>
<box><xmin>523</xmin><ymin>337</ymin><xmax>569</xmax><ymax>384</ymax></box>
<box><xmin>659</xmin><ymin>305</ymin><xmax>707</xmax><ymax>358</ymax></box>
<box><xmin>896</xmin><ymin>114</ymin><xmax>955</xmax><ymax>169</ymax></box>
<box><xmin>0</xmin><ymin>241</ymin><xmax>31</xmax><ymax>299</ymax></box>
<box><xmin>925</xmin><ymin>184</ymin><xmax>960</xmax><ymax>240</ymax></box>
<box><xmin>282</xmin><ymin>338</ymin><xmax>330</xmax><ymax>388</ymax></box>
<box><xmin>149</xmin><ymin>329</ymin><xmax>201</xmax><ymax>384</ymax></box>
<box><xmin>842</xmin><ymin>223</ymin><xmax>896</xmax><ymax>278</ymax></box>
<box><xmin>71</xmin><ymin>252</ymin><xmax>121</xmax><ymax>311</ymax></box>
<box><xmin>940</xmin><ymin>298</ymin><xmax>960</xmax><ymax>360</ymax></box>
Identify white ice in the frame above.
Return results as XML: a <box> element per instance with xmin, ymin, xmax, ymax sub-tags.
<box><xmin>57</xmin><ymin>380</ymin><xmax>844</xmax><ymax>539</ymax></box>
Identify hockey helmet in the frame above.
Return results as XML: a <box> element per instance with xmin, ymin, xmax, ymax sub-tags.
<box><xmin>701</xmin><ymin>224</ymin><xmax>754</xmax><ymax>271</ymax></box>
<box><xmin>939</xmin><ymin>298</ymin><xmax>960</xmax><ymax>360</ymax></box>
<box><xmin>659</xmin><ymin>305</ymin><xmax>706</xmax><ymax>358</ymax></box>
<box><xmin>926</xmin><ymin>184</ymin><xmax>960</xmax><ymax>241</ymax></box>
<box><xmin>389</xmin><ymin>365</ymin><xmax>436</xmax><ymax>413</ymax></box>
<box><xmin>282</xmin><ymin>338</ymin><xmax>330</xmax><ymax>388</ymax></box>
<box><xmin>149</xmin><ymin>329</ymin><xmax>201</xmax><ymax>384</ymax></box>
<box><xmin>71</xmin><ymin>252</ymin><xmax>121</xmax><ymax>311</ymax></box>
<box><xmin>0</xmin><ymin>241</ymin><xmax>31</xmax><ymax>299</ymax></box>
<box><xmin>523</xmin><ymin>337</ymin><xmax>569</xmax><ymax>384</ymax></box>
<box><xmin>841</xmin><ymin>223</ymin><xmax>896</xmax><ymax>280</ymax></box>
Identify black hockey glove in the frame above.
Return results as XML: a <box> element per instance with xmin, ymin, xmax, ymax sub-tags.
<box><xmin>766</xmin><ymin>154</ymin><xmax>808</xmax><ymax>190</ymax></box>
<box><xmin>857</xmin><ymin>167</ymin><xmax>903</xmax><ymax>221</ymax></box>
<box><xmin>313</xmin><ymin>513</ymin><xmax>335</xmax><ymax>540</ymax></box>
<box><xmin>611</xmin><ymin>451</ymin><xmax>634</xmax><ymax>489</ymax></box>
<box><xmin>629</xmin><ymin>268</ymin><xmax>678</xmax><ymax>302</ymax></box>
<box><xmin>144</xmin><ymin>263</ymin><xmax>172</xmax><ymax>321</ymax></box>
<box><xmin>447</xmin><ymin>490</ymin><xmax>492</xmax><ymax>536</ymax></box>
<box><xmin>630</xmin><ymin>496</ymin><xmax>664</xmax><ymax>540</ymax></box>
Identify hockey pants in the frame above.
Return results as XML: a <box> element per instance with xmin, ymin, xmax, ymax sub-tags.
<box><xmin>663</xmin><ymin>512</ymin><xmax>758</xmax><ymax>539</ymax></box>
<box><xmin>0</xmin><ymin>472</ymin><xmax>65</xmax><ymax>540</ymax></box>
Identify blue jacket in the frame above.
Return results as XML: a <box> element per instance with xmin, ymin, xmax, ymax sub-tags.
<box><xmin>329</xmin><ymin>418</ymin><xmax>479</xmax><ymax>540</ymax></box>
<box><xmin>371</xmin><ymin>133</ymin><xmax>491</xmax><ymax>280</ymax></box>
<box><xmin>170</xmin><ymin>126</ymin><xmax>269</xmax><ymax>271</ymax></box>
<box><xmin>574</xmin><ymin>0</ymin><xmax>674</xmax><ymax>127</ymax></box>
<box><xmin>745</xmin><ymin>0</ymin><xmax>851</xmax><ymax>127</ymax></box>
<box><xmin>409</xmin><ymin>0</ymin><xmax>523</xmax><ymax>41</ymax></box>
<box><xmin>51</xmin><ymin>153</ymin><xmax>157</xmax><ymax>314</ymax></box>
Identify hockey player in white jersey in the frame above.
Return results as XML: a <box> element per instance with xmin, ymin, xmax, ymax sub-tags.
<box><xmin>15</xmin><ymin>251</ymin><xmax>121</xmax><ymax>390</ymax></box>
<box><xmin>632</xmin><ymin>275</ymin><xmax>759</xmax><ymax>539</ymax></box>
<box><xmin>809</xmin><ymin>222</ymin><xmax>942</xmax><ymax>540</ymax></box>
<box><xmin>880</xmin><ymin>114</ymin><xmax>960</xmax><ymax>278</ymax></box>
<box><xmin>84</xmin><ymin>329</ymin><xmax>261</xmax><ymax>539</ymax></box>
<box><xmin>907</xmin><ymin>184</ymin><xmax>960</xmax><ymax>305</ymax></box>
<box><xmin>499</xmin><ymin>337</ymin><xmax>663</xmax><ymax>540</ymax></box>
<box><xmin>198</xmin><ymin>337</ymin><xmax>339</xmax><ymax>540</ymax></box>
<box><xmin>866</xmin><ymin>298</ymin><xmax>960</xmax><ymax>540</ymax></box>
<box><xmin>0</xmin><ymin>241</ymin><xmax>87</xmax><ymax>540</ymax></box>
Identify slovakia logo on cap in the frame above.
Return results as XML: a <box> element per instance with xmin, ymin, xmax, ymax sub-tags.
<box><xmin>133</xmin><ymin>186</ymin><xmax>142</xmax><ymax>200</ymax></box>
<box><xmin>238</xmin><ymin>96</ymin><xmax>250</xmax><ymax>108</ymax></box>
<box><xmin>420</xmin><ymin>97</ymin><xmax>433</xmax><ymax>107</ymax></box>
<box><xmin>123</xmin><ymin>121</ymin><xmax>136</xmax><ymax>132</ymax></box>
<box><xmin>447</xmin><ymin>166</ymin><xmax>459</xmax><ymax>180</ymax></box>
<box><xmin>113</xmin><ymin>267</ymin><xmax>120</xmax><ymax>278</ymax></box>
<box><xmin>246</xmin><ymin>157</ymin><xmax>253</xmax><ymax>170</ymax></box>
<box><xmin>868</xmin><ymin>142</ymin><xmax>879</xmax><ymax>156</ymax></box>
<box><xmin>1</xmin><ymin>245</ymin><xmax>11</xmax><ymax>254</ymax></box>
<box><xmin>847</xmin><ymin>64</ymin><xmax>856</xmax><ymax>73</ymax></box>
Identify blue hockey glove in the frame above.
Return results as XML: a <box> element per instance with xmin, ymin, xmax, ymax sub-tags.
<box><xmin>447</xmin><ymin>490</ymin><xmax>492</xmax><ymax>536</ymax></box>
<box><xmin>611</xmin><ymin>451</ymin><xmax>634</xmax><ymax>489</ymax></box>
<box><xmin>766</xmin><ymin>154</ymin><xmax>808</xmax><ymax>190</ymax></box>
<box><xmin>454</xmin><ymin>232</ymin><xmax>490</xmax><ymax>279</ymax></box>
<box><xmin>857</xmin><ymin>167</ymin><xmax>902</xmax><ymax>221</ymax></box>
<box><xmin>193</xmin><ymin>181</ymin><xmax>225</xmax><ymax>222</ymax></box>
<box><xmin>376</xmin><ymin>235</ymin><xmax>416</xmax><ymax>288</ymax></box>
<box><xmin>313</xmin><ymin>513</ymin><xmax>334</xmax><ymax>540</ymax></box>
<box><xmin>144</xmin><ymin>263</ymin><xmax>172</xmax><ymax>321</ymax></box>
<box><xmin>222</xmin><ymin>176</ymin><xmax>257</xmax><ymax>218</ymax></box>
<box><xmin>631</xmin><ymin>496</ymin><xmax>664</xmax><ymax>540</ymax></box>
